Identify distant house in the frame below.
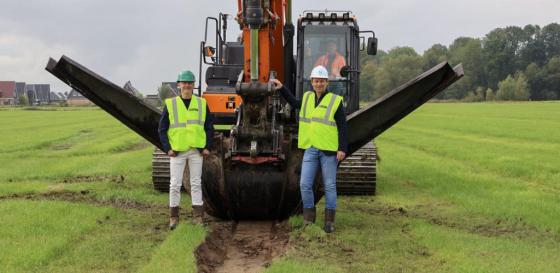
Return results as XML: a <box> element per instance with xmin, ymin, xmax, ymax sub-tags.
<box><xmin>66</xmin><ymin>89</ymin><xmax>93</xmax><ymax>106</ymax></box>
<box><xmin>25</xmin><ymin>84</ymin><xmax>51</xmax><ymax>105</ymax></box>
<box><xmin>0</xmin><ymin>82</ymin><xmax>59</xmax><ymax>105</ymax></box>
<box><xmin>144</xmin><ymin>94</ymin><xmax>161</xmax><ymax>107</ymax></box>
<box><xmin>57</xmin><ymin>92</ymin><xmax>67</xmax><ymax>100</ymax></box>
<box><xmin>49</xmin><ymin>92</ymin><xmax>64</xmax><ymax>103</ymax></box>
<box><xmin>0</xmin><ymin>81</ymin><xmax>16</xmax><ymax>105</ymax></box>
<box><xmin>161</xmin><ymin>82</ymin><xmax>179</xmax><ymax>96</ymax></box>
<box><xmin>123</xmin><ymin>81</ymin><xmax>144</xmax><ymax>98</ymax></box>
<box><xmin>15</xmin><ymin>82</ymin><xmax>26</xmax><ymax>101</ymax></box>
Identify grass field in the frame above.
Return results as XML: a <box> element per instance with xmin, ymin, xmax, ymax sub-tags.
<box><xmin>1</xmin><ymin>102</ymin><xmax>559</xmax><ymax>272</ymax></box>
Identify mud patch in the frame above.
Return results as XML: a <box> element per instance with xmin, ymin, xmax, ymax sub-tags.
<box><xmin>111</xmin><ymin>141</ymin><xmax>151</xmax><ymax>152</ymax></box>
<box><xmin>1</xmin><ymin>190</ymin><xmax>165</xmax><ymax>211</ymax></box>
<box><xmin>49</xmin><ymin>142</ymin><xmax>73</xmax><ymax>150</ymax></box>
<box><xmin>22</xmin><ymin>107</ymin><xmax>58</xmax><ymax>111</ymax></box>
<box><xmin>195</xmin><ymin>221</ymin><xmax>290</xmax><ymax>273</ymax></box>
<box><xmin>47</xmin><ymin>129</ymin><xmax>94</xmax><ymax>151</ymax></box>
<box><xmin>348</xmin><ymin>202</ymin><xmax>560</xmax><ymax>242</ymax></box>
<box><xmin>59</xmin><ymin>174</ymin><xmax>126</xmax><ymax>184</ymax></box>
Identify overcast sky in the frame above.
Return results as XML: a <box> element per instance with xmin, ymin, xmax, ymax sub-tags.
<box><xmin>1</xmin><ymin>0</ymin><xmax>558</xmax><ymax>94</ymax></box>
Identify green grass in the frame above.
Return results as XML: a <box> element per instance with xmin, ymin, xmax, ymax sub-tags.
<box><xmin>412</xmin><ymin>220</ymin><xmax>560</xmax><ymax>273</ymax></box>
<box><xmin>0</xmin><ymin>200</ymin><xmax>109</xmax><ymax>272</ymax></box>
<box><xmin>377</xmin><ymin>102</ymin><xmax>560</xmax><ymax>232</ymax></box>
<box><xmin>138</xmin><ymin>224</ymin><xmax>206</xmax><ymax>273</ymax></box>
<box><xmin>0</xmin><ymin>108</ymin><xmax>151</xmax><ymax>183</ymax></box>
<box><xmin>0</xmin><ymin>108</ymin><xmax>202</xmax><ymax>273</ymax></box>
<box><xmin>0</xmin><ymin>200</ymin><xmax>170</xmax><ymax>273</ymax></box>
<box><xmin>1</xmin><ymin>103</ymin><xmax>560</xmax><ymax>272</ymax></box>
<box><xmin>267</xmin><ymin>101</ymin><xmax>560</xmax><ymax>272</ymax></box>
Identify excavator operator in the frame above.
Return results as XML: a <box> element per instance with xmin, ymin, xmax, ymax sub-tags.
<box><xmin>314</xmin><ymin>40</ymin><xmax>346</xmax><ymax>78</ymax></box>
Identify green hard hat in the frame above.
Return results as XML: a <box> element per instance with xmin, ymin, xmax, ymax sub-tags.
<box><xmin>177</xmin><ymin>70</ymin><xmax>195</xmax><ymax>82</ymax></box>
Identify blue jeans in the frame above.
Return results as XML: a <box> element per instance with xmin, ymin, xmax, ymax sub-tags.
<box><xmin>300</xmin><ymin>147</ymin><xmax>338</xmax><ymax>210</ymax></box>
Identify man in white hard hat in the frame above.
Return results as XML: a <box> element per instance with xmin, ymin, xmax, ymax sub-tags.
<box><xmin>270</xmin><ymin>65</ymin><xmax>348</xmax><ymax>233</ymax></box>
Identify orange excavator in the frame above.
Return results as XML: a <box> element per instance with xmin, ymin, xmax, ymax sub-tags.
<box><xmin>46</xmin><ymin>0</ymin><xmax>463</xmax><ymax>219</ymax></box>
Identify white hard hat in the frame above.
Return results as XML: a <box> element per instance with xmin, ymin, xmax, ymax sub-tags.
<box><xmin>310</xmin><ymin>65</ymin><xmax>329</xmax><ymax>79</ymax></box>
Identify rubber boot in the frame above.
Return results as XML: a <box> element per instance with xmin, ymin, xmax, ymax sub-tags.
<box><xmin>169</xmin><ymin>206</ymin><xmax>179</xmax><ymax>230</ymax></box>
<box><xmin>192</xmin><ymin>205</ymin><xmax>205</xmax><ymax>225</ymax></box>
<box><xmin>302</xmin><ymin>207</ymin><xmax>316</xmax><ymax>226</ymax></box>
<box><xmin>324</xmin><ymin>209</ymin><xmax>336</xmax><ymax>233</ymax></box>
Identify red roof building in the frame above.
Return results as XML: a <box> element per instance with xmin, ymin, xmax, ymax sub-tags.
<box><xmin>0</xmin><ymin>81</ymin><xmax>16</xmax><ymax>105</ymax></box>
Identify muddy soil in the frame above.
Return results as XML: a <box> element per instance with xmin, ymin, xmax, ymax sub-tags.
<box><xmin>1</xmin><ymin>190</ymin><xmax>165</xmax><ymax>211</ymax></box>
<box><xmin>112</xmin><ymin>141</ymin><xmax>150</xmax><ymax>152</ymax></box>
<box><xmin>348</xmin><ymin>202</ymin><xmax>560</xmax><ymax>242</ymax></box>
<box><xmin>58</xmin><ymin>174</ymin><xmax>126</xmax><ymax>184</ymax></box>
<box><xmin>195</xmin><ymin>220</ymin><xmax>290</xmax><ymax>273</ymax></box>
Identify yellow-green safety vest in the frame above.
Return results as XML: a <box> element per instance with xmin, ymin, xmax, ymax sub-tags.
<box><xmin>165</xmin><ymin>96</ymin><xmax>207</xmax><ymax>152</ymax></box>
<box><xmin>298</xmin><ymin>91</ymin><xmax>343</xmax><ymax>151</ymax></box>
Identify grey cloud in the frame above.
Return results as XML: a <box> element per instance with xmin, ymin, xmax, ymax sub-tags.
<box><xmin>0</xmin><ymin>0</ymin><xmax>558</xmax><ymax>93</ymax></box>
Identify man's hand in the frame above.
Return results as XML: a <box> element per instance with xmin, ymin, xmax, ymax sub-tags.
<box><xmin>202</xmin><ymin>149</ymin><xmax>210</xmax><ymax>156</ymax></box>
<box><xmin>167</xmin><ymin>150</ymin><xmax>176</xmax><ymax>157</ymax></box>
<box><xmin>270</xmin><ymin>79</ymin><xmax>283</xmax><ymax>90</ymax></box>
<box><xmin>336</xmin><ymin>151</ymin><xmax>346</xmax><ymax>162</ymax></box>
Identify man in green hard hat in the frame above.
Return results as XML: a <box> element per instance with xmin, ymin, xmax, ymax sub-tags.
<box><xmin>158</xmin><ymin>70</ymin><xmax>214</xmax><ymax>230</ymax></box>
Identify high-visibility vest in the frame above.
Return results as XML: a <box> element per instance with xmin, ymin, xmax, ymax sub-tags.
<box><xmin>165</xmin><ymin>96</ymin><xmax>207</xmax><ymax>152</ymax></box>
<box><xmin>298</xmin><ymin>91</ymin><xmax>343</xmax><ymax>151</ymax></box>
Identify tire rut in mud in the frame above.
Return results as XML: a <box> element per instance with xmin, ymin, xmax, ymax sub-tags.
<box><xmin>195</xmin><ymin>220</ymin><xmax>290</xmax><ymax>273</ymax></box>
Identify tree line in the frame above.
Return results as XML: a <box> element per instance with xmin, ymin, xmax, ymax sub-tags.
<box><xmin>359</xmin><ymin>23</ymin><xmax>560</xmax><ymax>102</ymax></box>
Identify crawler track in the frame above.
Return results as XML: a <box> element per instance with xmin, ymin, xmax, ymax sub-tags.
<box><xmin>152</xmin><ymin>142</ymin><xmax>377</xmax><ymax>195</ymax></box>
<box><xmin>337</xmin><ymin>142</ymin><xmax>377</xmax><ymax>195</ymax></box>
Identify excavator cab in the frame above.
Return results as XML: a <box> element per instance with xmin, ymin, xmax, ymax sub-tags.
<box><xmin>296</xmin><ymin>11</ymin><xmax>377</xmax><ymax>114</ymax></box>
<box><xmin>199</xmin><ymin>14</ymin><xmax>244</xmax><ymax>129</ymax></box>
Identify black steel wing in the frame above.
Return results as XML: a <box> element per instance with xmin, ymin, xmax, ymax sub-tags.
<box><xmin>347</xmin><ymin>62</ymin><xmax>464</xmax><ymax>154</ymax></box>
<box><xmin>46</xmin><ymin>56</ymin><xmax>164</xmax><ymax>150</ymax></box>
